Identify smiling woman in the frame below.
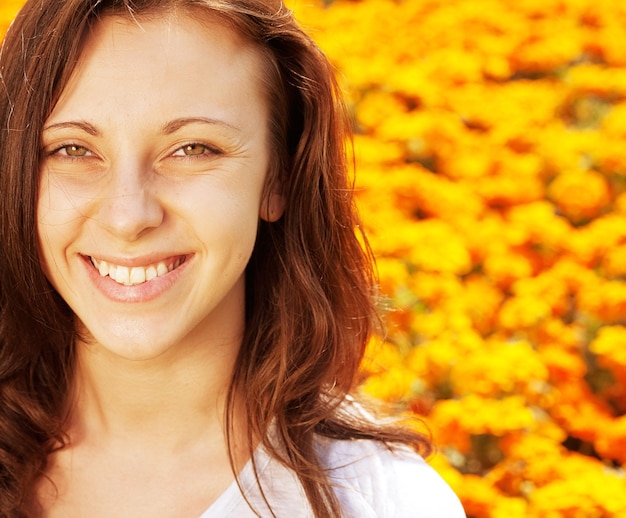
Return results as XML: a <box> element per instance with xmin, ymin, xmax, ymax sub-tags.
<box><xmin>0</xmin><ymin>1</ymin><xmax>465</xmax><ymax>517</ymax></box>
<box><xmin>38</xmin><ymin>14</ymin><xmax>274</xmax><ymax>357</ymax></box>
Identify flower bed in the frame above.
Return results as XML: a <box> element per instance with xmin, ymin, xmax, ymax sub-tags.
<box><xmin>292</xmin><ymin>0</ymin><xmax>626</xmax><ymax>516</ymax></box>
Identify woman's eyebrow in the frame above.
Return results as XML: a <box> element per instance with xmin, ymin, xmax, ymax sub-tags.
<box><xmin>42</xmin><ymin>117</ymin><xmax>240</xmax><ymax>136</ymax></box>
<box><xmin>42</xmin><ymin>120</ymin><xmax>99</xmax><ymax>135</ymax></box>
<box><xmin>160</xmin><ymin>117</ymin><xmax>240</xmax><ymax>134</ymax></box>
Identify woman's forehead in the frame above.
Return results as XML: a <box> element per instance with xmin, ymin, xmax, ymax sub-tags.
<box><xmin>47</xmin><ymin>12</ymin><xmax>271</xmax><ymax>133</ymax></box>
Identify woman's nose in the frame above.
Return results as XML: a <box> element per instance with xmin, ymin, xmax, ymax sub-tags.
<box><xmin>95</xmin><ymin>164</ymin><xmax>164</xmax><ymax>241</ymax></box>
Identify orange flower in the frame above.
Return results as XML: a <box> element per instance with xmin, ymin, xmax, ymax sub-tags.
<box><xmin>601</xmin><ymin>243</ymin><xmax>626</xmax><ymax>278</ymax></box>
<box><xmin>0</xmin><ymin>2</ymin><xmax>22</xmax><ymax>36</ymax></box>
<box><xmin>548</xmin><ymin>169</ymin><xmax>611</xmax><ymax>223</ymax></box>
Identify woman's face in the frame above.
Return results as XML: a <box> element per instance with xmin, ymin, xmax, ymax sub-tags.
<box><xmin>37</xmin><ymin>12</ymin><xmax>280</xmax><ymax>361</ymax></box>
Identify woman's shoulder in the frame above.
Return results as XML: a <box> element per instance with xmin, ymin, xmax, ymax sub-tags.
<box><xmin>315</xmin><ymin>435</ymin><xmax>467</xmax><ymax>518</ymax></box>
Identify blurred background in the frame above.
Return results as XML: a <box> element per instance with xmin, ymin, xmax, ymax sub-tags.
<box><xmin>291</xmin><ymin>0</ymin><xmax>626</xmax><ymax>516</ymax></box>
<box><xmin>4</xmin><ymin>0</ymin><xmax>626</xmax><ymax>516</ymax></box>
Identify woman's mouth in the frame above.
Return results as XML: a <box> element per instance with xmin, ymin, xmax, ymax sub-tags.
<box><xmin>89</xmin><ymin>256</ymin><xmax>187</xmax><ymax>286</ymax></box>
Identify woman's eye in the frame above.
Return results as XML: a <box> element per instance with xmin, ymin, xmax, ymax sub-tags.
<box><xmin>56</xmin><ymin>145</ymin><xmax>91</xmax><ymax>157</ymax></box>
<box><xmin>173</xmin><ymin>143</ymin><xmax>214</xmax><ymax>157</ymax></box>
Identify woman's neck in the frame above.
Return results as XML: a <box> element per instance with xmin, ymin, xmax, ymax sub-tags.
<box><xmin>67</xmin><ymin>331</ymin><xmax>244</xmax><ymax>454</ymax></box>
<box><xmin>31</xmin><ymin>332</ymin><xmax>252</xmax><ymax>517</ymax></box>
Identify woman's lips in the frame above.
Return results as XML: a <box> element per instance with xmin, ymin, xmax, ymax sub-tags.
<box><xmin>90</xmin><ymin>255</ymin><xmax>187</xmax><ymax>286</ymax></box>
<box><xmin>81</xmin><ymin>254</ymin><xmax>192</xmax><ymax>303</ymax></box>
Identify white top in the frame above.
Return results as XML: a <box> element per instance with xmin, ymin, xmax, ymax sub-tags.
<box><xmin>199</xmin><ymin>435</ymin><xmax>466</xmax><ymax>517</ymax></box>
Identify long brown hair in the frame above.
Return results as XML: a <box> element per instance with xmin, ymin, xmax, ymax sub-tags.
<box><xmin>0</xmin><ymin>0</ymin><xmax>430</xmax><ymax>516</ymax></box>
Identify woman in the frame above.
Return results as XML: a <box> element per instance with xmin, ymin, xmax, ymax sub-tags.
<box><xmin>0</xmin><ymin>0</ymin><xmax>466</xmax><ymax>516</ymax></box>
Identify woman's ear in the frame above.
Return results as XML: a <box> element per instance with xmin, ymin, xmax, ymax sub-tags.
<box><xmin>260</xmin><ymin>192</ymin><xmax>285</xmax><ymax>222</ymax></box>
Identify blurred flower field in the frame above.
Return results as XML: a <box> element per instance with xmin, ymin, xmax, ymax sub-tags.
<box><xmin>292</xmin><ymin>0</ymin><xmax>626</xmax><ymax>516</ymax></box>
<box><xmin>4</xmin><ymin>0</ymin><xmax>626</xmax><ymax>516</ymax></box>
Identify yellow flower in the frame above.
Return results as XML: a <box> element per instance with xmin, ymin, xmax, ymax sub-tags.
<box><xmin>566</xmin><ymin>63</ymin><xmax>626</xmax><ymax>100</ymax></box>
<box><xmin>0</xmin><ymin>2</ymin><xmax>22</xmax><ymax>35</ymax></box>
<box><xmin>472</xmin><ymin>173</ymin><xmax>545</xmax><ymax>206</ymax></box>
<box><xmin>538</xmin><ymin>121</ymin><xmax>600</xmax><ymax>173</ymax></box>
<box><xmin>461</xmin><ymin>275</ymin><xmax>504</xmax><ymax>335</ymax></box>
<box><xmin>449</xmin><ymin>339</ymin><xmax>549</xmax><ymax>398</ymax></box>
<box><xmin>578</xmin><ymin>278</ymin><xmax>626</xmax><ymax>323</ymax></box>
<box><xmin>430</xmin><ymin>394</ymin><xmax>535</xmax><ymax>439</ymax></box>
<box><xmin>483</xmin><ymin>248</ymin><xmax>536</xmax><ymax>289</ymax></box>
<box><xmin>353</xmin><ymin>135</ymin><xmax>405</xmax><ymax>167</ymax></box>
<box><xmin>549</xmin><ymin>381</ymin><xmax>613</xmax><ymax>443</ymax></box>
<box><xmin>406</xmin><ymin>219</ymin><xmax>473</xmax><ymax>276</ymax></box>
<box><xmin>539</xmin><ymin>345</ymin><xmax>587</xmax><ymax>384</ymax></box>
<box><xmin>359</xmin><ymin>366</ymin><xmax>417</xmax><ymax>403</ymax></box>
<box><xmin>565</xmin><ymin>214</ymin><xmax>626</xmax><ymax>266</ymax></box>
<box><xmin>590</xmin><ymin>325</ymin><xmax>626</xmax><ymax>377</ymax></box>
<box><xmin>355</xmin><ymin>91</ymin><xmax>408</xmax><ymax>134</ymax></box>
<box><xmin>601</xmin><ymin>243</ymin><xmax>626</xmax><ymax>278</ymax></box>
<box><xmin>455</xmin><ymin>475</ymin><xmax>511</xmax><ymax>518</ymax></box>
<box><xmin>374</xmin><ymin>257</ymin><xmax>410</xmax><ymax>298</ymax></box>
<box><xmin>529</xmin><ymin>466</ymin><xmax>626</xmax><ymax>517</ymax></box>
<box><xmin>391</xmin><ymin>166</ymin><xmax>486</xmax><ymax>223</ymax></box>
<box><xmin>548</xmin><ymin>169</ymin><xmax>611</xmax><ymax>223</ymax></box>
<box><xmin>506</xmin><ymin>201</ymin><xmax>572</xmax><ymax>251</ymax></box>
<box><xmin>512</xmin><ymin>17</ymin><xmax>584</xmax><ymax>73</ymax></box>
<box><xmin>595</xmin><ymin>415</ymin><xmax>626</xmax><ymax>465</ymax></box>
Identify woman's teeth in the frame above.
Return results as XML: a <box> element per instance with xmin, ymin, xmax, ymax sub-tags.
<box><xmin>90</xmin><ymin>257</ymin><xmax>184</xmax><ymax>286</ymax></box>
